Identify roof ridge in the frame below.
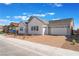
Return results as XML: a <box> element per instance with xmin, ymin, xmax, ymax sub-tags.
<box><xmin>28</xmin><ymin>16</ymin><xmax>49</xmax><ymax>24</ymax></box>
<box><xmin>50</xmin><ymin>18</ymin><xmax>73</xmax><ymax>22</ymax></box>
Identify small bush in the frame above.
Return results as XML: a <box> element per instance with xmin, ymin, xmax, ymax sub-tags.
<box><xmin>0</xmin><ymin>31</ymin><xmax>4</xmax><ymax>34</ymax></box>
<box><xmin>72</xmin><ymin>39</ymin><xmax>76</xmax><ymax>45</ymax></box>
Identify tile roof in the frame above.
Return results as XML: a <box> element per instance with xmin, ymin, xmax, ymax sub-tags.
<box><xmin>10</xmin><ymin>22</ymin><xmax>19</xmax><ymax>27</ymax></box>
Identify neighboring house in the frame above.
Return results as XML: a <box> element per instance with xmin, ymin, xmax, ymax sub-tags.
<box><xmin>0</xmin><ymin>26</ymin><xmax>3</xmax><ymax>32</ymax></box>
<box><xmin>9</xmin><ymin>22</ymin><xmax>19</xmax><ymax>33</ymax></box>
<box><xmin>18</xmin><ymin>16</ymin><xmax>74</xmax><ymax>35</ymax></box>
<box><xmin>3</xmin><ymin>25</ymin><xmax>9</xmax><ymax>33</ymax></box>
<box><xmin>18</xmin><ymin>21</ymin><xmax>28</xmax><ymax>34</ymax></box>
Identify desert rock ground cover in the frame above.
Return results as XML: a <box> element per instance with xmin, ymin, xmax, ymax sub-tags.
<box><xmin>5</xmin><ymin>34</ymin><xmax>79</xmax><ymax>52</ymax></box>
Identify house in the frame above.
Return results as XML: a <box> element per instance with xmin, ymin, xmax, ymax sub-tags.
<box><xmin>9</xmin><ymin>22</ymin><xmax>19</xmax><ymax>33</ymax></box>
<box><xmin>18</xmin><ymin>21</ymin><xmax>28</xmax><ymax>34</ymax></box>
<box><xmin>3</xmin><ymin>25</ymin><xmax>9</xmax><ymax>33</ymax></box>
<box><xmin>18</xmin><ymin>16</ymin><xmax>74</xmax><ymax>35</ymax></box>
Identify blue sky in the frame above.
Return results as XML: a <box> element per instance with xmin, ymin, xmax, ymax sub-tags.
<box><xmin>0</xmin><ymin>3</ymin><xmax>79</xmax><ymax>30</ymax></box>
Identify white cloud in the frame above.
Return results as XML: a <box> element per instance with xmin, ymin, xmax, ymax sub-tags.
<box><xmin>6</xmin><ymin>16</ymin><xmax>10</xmax><ymax>18</ymax></box>
<box><xmin>54</xmin><ymin>3</ymin><xmax>63</xmax><ymax>7</ymax></box>
<box><xmin>4</xmin><ymin>3</ymin><xmax>12</xmax><ymax>5</ymax></box>
<box><xmin>30</xmin><ymin>12</ymin><xmax>55</xmax><ymax>17</ymax></box>
<box><xmin>0</xmin><ymin>19</ymin><xmax>8</xmax><ymax>22</ymax></box>
<box><xmin>13</xmin><ymin>14</ymin><xmax>46</xmax><ymax>21</ymax></box>
<box><xmin>0</xmin><ymin>19</ymin><xmax>14</xmax><ymax>25</ymax></box>
<box><xmin>0</xmin><ymin>19</ymin><xmax>14</xmax><ymax>22</ymax></box>
<box><xmin>25</xmin><ymin>16</ymin><xmax>30</xmax><ymax>20</ymax></box>
<box><xmin>13</xmin><ymin>12</ymin><xmax>55</xmax><ymax>21</ymax></box>
<box><xmin>52</xmin><ymin>18</ymin><xmax>60</xmax><ymax>20</ymax></box>
<box><xmin>14</xmin><ymin>16</ymin><xmax>20</xmax><ymax>18</ymax></box>
<box><xmin>14</xmin><ymin>16</ymin><xmax>24</xmax><ymax>19</ymax></box>
<box><xmin>21</xmin><ymin>16</ymin><xmax>28</xmax><ymax>20</ymax></box>
<box><xmin>14</xmin><ymin>13</ymin><xmax>46</xmax><ymax>21</ymax></box>
<box><xmin>47</xmin><ymin>12</ymin><xmax>55</xmax><ymax>15</ymax></box>
<box><xmin>22</xmin><ymin>12</ymin><xmax>27</xmax><ymax>15</ymax></box>
<box><xmin>32</xmin><ymin>14</ymin><xmax>46</xmax><ymax>17</ymax></box>
<box><xmin>14</xmin><ymin>16</ymin><xmax>29</xmax><ymax>20</ymax></box>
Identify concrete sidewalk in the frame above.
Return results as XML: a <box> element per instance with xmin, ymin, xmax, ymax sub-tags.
<box><xmin>0</xmin><ymin>35</ymin><xmax>79</xmax><ymax>56</ymax></box>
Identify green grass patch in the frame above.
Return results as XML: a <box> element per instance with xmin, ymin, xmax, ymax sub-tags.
<box><xmin>0</xmin><ymin>31</ymin><xmax>4</xmax><ymax>34</ymax></box>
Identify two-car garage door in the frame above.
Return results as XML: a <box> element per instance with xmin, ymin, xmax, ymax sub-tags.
<box><xmin>50</xmin><ymin>27</ymin><xmax>69</xmax><ymax>35</ymax></box>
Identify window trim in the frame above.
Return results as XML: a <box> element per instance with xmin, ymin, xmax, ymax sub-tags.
<box><xmin>20</xmin><ymin>27</ymin><xmax>24</xmax><ymax>31</ymax></box>
<box><xmin>31</xmin><ymin>26</ymin><xmax>39</xmax><ymax>31</ymax></box>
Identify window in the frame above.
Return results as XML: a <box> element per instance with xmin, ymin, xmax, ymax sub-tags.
<box><xmin>31</xmin><ymin>26</ymin><xmax>33</xmax><ymax>31</ymax></box>
<box><xmin>20</xmin><ymin>27</ymin><xmax>23</xmax><ymax>31</ymax></box>
<box><xmin>31</xmin><ymin>26</ymin><xmax>39</xmax><ymax>31</ymax></box>
<box><xmin>36</xmin><ymin>26</ymin><xmax>39</xmax><ymax>31</ymax></box>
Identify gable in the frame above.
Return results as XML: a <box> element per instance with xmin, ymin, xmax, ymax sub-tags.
<box><xmin>28</xmin><ymin>16</ymin><xmax>48</xmax><ymax>25</ymax></box>
<box><xmin>19</xmin><ymin>22</ymin><xmax>27</xmax><ymax>27</ymax></box>
<box><xmin>28</xmin><ymin>17</ymin><xmax>45</xmax><ymax>26</ymax></box>
<box><xmin>49</xmin><ymin>18</ymin><xmax>73</xmax><ymax>27</ymax></box>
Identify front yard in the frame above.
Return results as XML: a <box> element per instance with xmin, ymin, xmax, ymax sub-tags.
<box><xmin>5</xmin><ymin>34</ymin><xmax>79</xmax><ymax>52</ymax></box>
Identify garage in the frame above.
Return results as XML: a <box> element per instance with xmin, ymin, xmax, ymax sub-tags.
<box><xmin>48</xmin><ymin>18</ymin><xmax>73</xmax><ymax>36</ymax></box>
<box><xmin>49</xmin><ymin>27</ymin><xmax>68</xmax><ymax>35</ymax></box>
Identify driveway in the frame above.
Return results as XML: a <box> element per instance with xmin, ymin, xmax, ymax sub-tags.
<box><xmin>0</xmin><ymin>35</ymin><xmax>79</xmax><ymax>56</ymax></box>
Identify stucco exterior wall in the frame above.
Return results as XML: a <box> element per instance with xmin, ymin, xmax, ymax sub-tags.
<box><xmin>48</xmin><ymin>20</ymin><xmax>73</xmax><ymax>35</ymax></box>
<box><xmin>18</xmin><ymin>22</ymin><xmax>27</xmax><ymax>34</ymax></box>
<box><xmin>28</xmin><ymin>18</ymin><xmax>48</xmax><ymax>35</ymax></box>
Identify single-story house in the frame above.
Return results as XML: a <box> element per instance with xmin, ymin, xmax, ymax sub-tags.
<box><xmin>3</xmin><ymin>25</ymin><xmax>9</xmax><ymax>33</ymax></box>
<box><xmin>9</xmin><ymin>22</ymin><xmax>19</xmax><ymax>33</ymax></box>
<box><xmin>18</xmin><ymin>21</ymin><xmax>28</xmax><ymax>34</ymax></box>
<box><xmin>18</xmin><ymin>16</ymin><xmax>74</xmax><ymax>35</ymax></box>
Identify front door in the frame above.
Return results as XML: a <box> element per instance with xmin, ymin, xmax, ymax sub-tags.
<box><xmin>42</xmin><ymin>27</ymin><xmax>46</xmax><ymax>35</ymax></box>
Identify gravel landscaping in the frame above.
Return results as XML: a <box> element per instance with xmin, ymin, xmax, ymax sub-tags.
<box><xmin>4</xmin><ymin>34</ymin><xmax>79</xmax><ymax>52</ymax></box>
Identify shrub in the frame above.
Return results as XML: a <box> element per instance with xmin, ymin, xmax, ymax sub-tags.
<box><xmin>0</xmin><ymin>31</ymin><xmax>4</xmax><ymax>34</ymax></box>
<box><xmin>72</xmin><ymin>39</ymin><xmax>76</xmax><ymax>45</ymax></box>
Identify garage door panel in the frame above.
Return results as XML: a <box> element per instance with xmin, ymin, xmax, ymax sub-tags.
<box><xmin>50</xmin><ymin>28</ymin><xmax>67</xmax><ymax>35</ymax></box>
